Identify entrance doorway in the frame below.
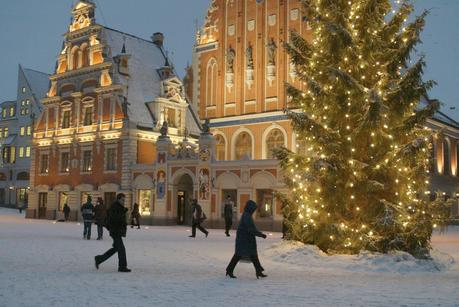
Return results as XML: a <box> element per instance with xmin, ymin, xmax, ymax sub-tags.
<box><xmin>176</xmin><ymin>174</ymin><xmax>193</xmax><ymax>225</ymax></box>
<box><xmin>38</xmin><ymin>192</ymin><xmax>47</xmax><ymax>219</ymax></box>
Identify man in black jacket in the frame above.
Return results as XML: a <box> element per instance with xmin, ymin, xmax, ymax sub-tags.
<box><xmin>189</xmin><ymin>199</ymin><xmax>209</xmax><ymax>238</ymax></box>
<box><xmin>81</xmin><ymin>196</ymin><xmax>94</xmax><ymax>240</ymax></box>
<box><xmin>94</xmin><ymin>193</ymin><xmax>131</xmax><ymax>272</ymax></box>
<box><xmin>223</xmin><ymin>195</ymin><xmax>234</xmax><ymax>237</ymax></box>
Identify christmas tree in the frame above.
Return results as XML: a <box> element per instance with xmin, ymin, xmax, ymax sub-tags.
<box><xmin>276</xmin><ymin>0</ymin><xmax>451</xmax><ymax>258</ymax></box>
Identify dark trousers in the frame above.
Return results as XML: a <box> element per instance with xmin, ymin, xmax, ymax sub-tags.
<box><xmin>131</xmin><ymin>217</ymin><xmax>140</xmax><ymax>228</ymax></box>
<box><xmin>97</xmin><ymin>224</ymin><xmax>104</xmax><ymax>239</ymax></box>
<box><xmin>98</xmin><ymin>235</ymin><xmax>127</xmax><ymax>268</ymax></box>
<box><xmin>83</xmin><ymin>222</ymin><xmax>92</xmax><ymax>238</ymax></box>
<box><xmin>226</xmin><ymin>254</ymin><xmax>264</xmax><ymax>274</ymax></box>
<box><xmin>64</xmin><ymin>213</ymin><xmax>69</xmax><ymax>221</ymax></box>
<box><xmin>191</xmin><ymin>222</ymin><xmax>208</xmax><ymax>237</ymax></box>
<box><xmin>225</xmin><ymin>218</ymin><xmax>232</xmax><ymax>234</ymax></box>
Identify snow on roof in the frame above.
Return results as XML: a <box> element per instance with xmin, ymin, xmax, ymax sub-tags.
<box><xmin>21</xmin><ymin>67</ymin><xmax>50</xmax><ymax>100</ymax></box>
<box><xmin>102</xmin><ymin>27</ymin><xmax>165</xmax><ymax>127</ymax></box>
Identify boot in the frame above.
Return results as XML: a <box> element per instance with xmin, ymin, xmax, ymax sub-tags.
<box><xmin>118</xmin><ymin>267</ymin><xmax>131</xmax><ymax>272</ymax></box>
<box><xmin>256</xmin><ymin>271</ymin><xmax>268</xmax><ymax>279</ymax></box>
<box><xmin>94</xmin><ymin>256</ymin><xmax>101</xmax><ymax>270</ymax></box>
<box><xmin>226</xmin><ymin>271</ymin><xmax>237</xmax><ymax>278</ymax></box>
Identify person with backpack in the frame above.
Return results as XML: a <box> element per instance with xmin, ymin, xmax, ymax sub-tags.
<box><xmin>81</xmin><ymin>196</ymin><xmax>94</xmax><ymax>240</ymax></box>
<box><xmin>130</xmin><ymin>203</ymin><xmax>141</xmax><ymax>229</ymax></box>
<box><xmin>188</xmin><ymin>199</ymin><xmax>209</xmax><ymax>238</ymax></box>
<box><xmin>95</xmin><ymin>193</ymin><xmax>131</xmax><ymax>272</ymax></box>
<box><xmin>93</xmin><ymin>198</ymin><xmax>107</xmax><ymax>240</ymax></box>
<box><xmin>225</xmin><ymin>200</ymin><xmax>268</xmax><ymax>279</ymax></box>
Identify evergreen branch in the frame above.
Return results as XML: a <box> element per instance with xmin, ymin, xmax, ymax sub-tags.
<box><xmin>354</xmin><ymin>89</ymin><xmax>387</xmax><ymax>133</ymax></box>
<box><xmin>323</xmin><ymin>20</ymin><xmax>353</xmax><ymax>47</ymax></box>
<box><xmin>400</xmin><ymin>100</ymin><xmax>439</xmax><ymax>132</ymax></box>
<box><xmin>381</xmin><ymin>1</ymin><xmax>413</xmax><ymax>41</ymax></box>
<box><xmin>284</xmin><ymin>42</ymin><xmax>310</xmax><ymax>69</ymax></box>
<box><xmin>327</xmin><ymin>67</ymin><xmax>365</xmax><ymax>92</ymax></box>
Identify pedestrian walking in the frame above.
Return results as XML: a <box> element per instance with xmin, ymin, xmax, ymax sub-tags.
<box><xmin>63</xmin><ymin>203</ymin><xmax>70</xmax><ymax>221</ymax></box>
<box><xmin>95</xmin><ymin>193</ymin><xmax>131</xmax><ymax>272</ymax></box>
<box><xmin>81</xmin><ymin>196</ymin><xmax>94</xmax><ymax>240</ymax></box>
<box><xmin>94</xmin><ymin>198</ymin><xmax>107</xmax><ymax>240</ymax></box>
<box><xmin>188</xmin><ymin>199</ymin><xmax>209</xmax><ymax>238</ymax></box>
<box><xmin>130</xmin><ymin>203</ymin><xmax>141</xmax><ymax>229</ymax></box>
<box><xmin>225</xmin><ymin>200</ymin><xmax>268</xmax><ymax>279</ymax></box>
<box><xmin>223</xmin><ymin>195</ymin><xmax>234</xmax><ymax>237</ymax></box>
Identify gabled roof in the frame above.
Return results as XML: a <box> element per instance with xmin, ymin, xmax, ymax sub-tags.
<box><xmin>102</xmin><ymin>27</ymin><xmax>167</xmax><ymax>127</ymax></box>
<box><xmin>20</xmin><ymin>66</ymin><xmax>50</xmax><ymax>100</ymax></box>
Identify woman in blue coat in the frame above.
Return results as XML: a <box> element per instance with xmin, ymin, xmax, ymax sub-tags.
<box><xmin>225</xmin><ymin>200</ymin><xmax>267</xmax><ymax>279</ymax></box>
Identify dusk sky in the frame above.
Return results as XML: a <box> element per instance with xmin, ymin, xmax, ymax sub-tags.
<box><xmin>0</xmin><ymin>0</ymin><xmax>457</xmax><ymax>119</ymax></box>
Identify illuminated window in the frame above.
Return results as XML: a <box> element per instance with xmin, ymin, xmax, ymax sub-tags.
<box><xmin>235</xmin><ymin>132</ymin><xmax>252</xmax><ymax>160</ymax></box>
<box><xmin>26</xmin><ymin>146</ymin><xmax>31</xmax><ymax>157</ymax></box>
<box><xmin>138</xmin><ymin>190</ymin><xmax>152</xmax><ymax>216</ymax></box>
<box><xmin>4</xmin><ymin>128</ymin><xmax>8</xmax><ymax>138</ymax></box>
<box><xmin>0</xmin><ymin>128</ymin><xmax>2</xmax><ymax>138</ymax></box>
<box><xmin>82</xmin><ymin>150</ymin><xmax>92</xmax><ymax>172</ymax></box>
<box><xmin>9</xmin><ymin>106</ymin><xmax>15</xmax><ymax>117</ymax></box>
<box><xmin>2</xmin><ymin>146</ymin><xmax>16</xmax><ymax>164</ymax></box>
<box><xmin>20</xmin><ymin>127</ymin><xmax>25</xmax><ymax>136</ymax></box>
<box><xmin>19</xmin><ymin>147</ymin><xmax>24</xmax><ymax>158</ymax></box>
<box><xmin>21</xmin><ymin>100</ymin><xmax>25</xmax><ymax>106</ymax></box>
<box><xmin>443</xmin><ymin>139</ymin><xmax>450</xmax><ymax>175</ymax></box>
<box><xmin>27</xmin><ymin>126</ymin><xmax>31</xmax><ymax>136</ymax></box>
<box><xmin>256</xmin><ymin>189</ymin><xmax>274</xmax><ymax>218</ymax></box>
<box><xmin>60</xmin><ymin>152</ymin><xmax>70</xmax><ymax>173</ymax></box>
<box><xmin>62</xmin><ymin>110</ymin><xmax>71</xmax><ymax>129</ymax></box>
<box><xmin>40</xmin><ymin>154</ymin><xmax>49</xmax><ymax>174</ymax></box>
<box><xmin>22</xmin><ymin>87</ymin><xmax>26</xmax><ymax>93</ymax></box>
<box><xmin>265</xmin><ymin>129</ymin><xmax>284</xmax><ymax>159</ymax></box>
<box><xmin>2</xmin><ymin>107</ymin><xmax>6</xmax><ymax>118</ymax></box>
<box><xmin>215</xmin><ymin>135</ymin><xmax>226</xmax><ymax>161</ymax></box>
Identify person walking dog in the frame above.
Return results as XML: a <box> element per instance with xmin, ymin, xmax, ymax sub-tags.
<box><xmin>188</xmin><ymin>199</ymin><xmax>209</xmax><ymax>238</ymax></box>
<box><xmin>95</xmin><ymin>193</ymin><xmax>131</xmax><ymax>272</ymax></box>
<box><xmin>225</xmin><ymin>200</ymin><xmax>268</xmax><ymax>279</ymax></box>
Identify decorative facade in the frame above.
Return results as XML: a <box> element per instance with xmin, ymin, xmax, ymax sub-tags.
<box><xmin>0</xmin><ymin>66</ymin><xmax>49</xmax><ymax>208</ymax></box>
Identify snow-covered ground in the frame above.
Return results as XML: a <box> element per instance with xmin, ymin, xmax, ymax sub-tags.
<box><xmin>0</xmin><ymin>208</ymin><xmax>458</xmax><ymax>307</ymax></box>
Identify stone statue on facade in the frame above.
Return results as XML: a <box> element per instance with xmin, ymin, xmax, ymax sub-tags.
<box><xmin>202</xmin><ymin>118</ymin><xmax>212</xmax><ymax>135</ymax></box>
<box><xmin>159</xmin><ymin>121</ymin><xmax>168</xmax><ymax>138</ymax></box>
<box><xmin>227</xmin><ymin>46</ymin><xmax>236</xmax><ymax>73</ymax></box>
<box><xmin>267</xmin><ymin>38</ymin><xmax>277</xmax><ymax>66</ymax></box>
<box><xmin>246</xmin><ymin>44</ymin><xmax>254</xmax><ymax>69</ymax></box>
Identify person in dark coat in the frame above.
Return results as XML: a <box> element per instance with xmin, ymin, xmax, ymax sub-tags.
<box><xmin>81</xmin><ymin>196</ymin><xmax>94</xmax><ymax>240</ymax></box>
<box><xmin>93</xmin><ymin>198</ymin><xmax>107</xmax><ymax>240</ymax></box>
<box><xmin>225</xmin><ymin>200</ymin><xmax>267</xmax><ymax>279</ymax></box>
<box><xmin>223</xmin><ymin>195</ymin><xmax>234</xmax><ymax>237</ymax></box>
<box><xmin>63</xmin><ymin>203</ymin><xmax>70</xmax><ymax>221</ymax></box>
<box><xmin>130</xmin><ymin>203</ymin><xmax>141</xmax><ymax>229</ymax></box>
<box><xmin>189</xmin><ymin>199</ymin><xmax>209</xmax><ymax>238</ymax></box>
<box><xmin>95</xmin><ymin>193</ymin><xmax>131</xmax><ymax>272</ymax></box>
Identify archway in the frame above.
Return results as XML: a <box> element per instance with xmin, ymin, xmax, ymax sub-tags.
<box><xmin>176</xmin><ymin>174</ymin><xmax>194</xmax><ymax>226</ymax></box>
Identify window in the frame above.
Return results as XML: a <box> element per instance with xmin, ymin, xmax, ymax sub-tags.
<box><xmin>17</xmin><ymin>188</ymin><xmax>28</xmax><ymax>203</ymax></box>
<box><xmin>235</xmin><ymin>132</ymin><xmax>252</xmax><ymax>160</ymax></box>
<box><xmin>104</xmin><ymin>192</ymin><xmax>116</xmax><ymax>208</ymax></box>
<box><xmin>20</xmin><ymin>108</ymin><xmax>25</xmax><ymax>115</ymax></box>
<box><xmin>83</xmin><ymin>106</ymin><xmax>93</xmax><ymax>126</ymax></box>
<box><xmin>0</xmin><ymin>128</ymin><xmax>2</xmax><ymax>138</ymax></box>
<box><xmin>215</xmin><ymin>135</ymin><xmax>226</xmax><ymax>161</ymax></box>
<box><xmin>21</xmin><ymin>100</ymin><xmax>25</xmax><ymax>106</ymax></box>
<box><xmin>25</xmin><ymin>108</ymin><xmax>30</xmax><ymax>115</ymax></box>
<box><xmin>60</xmin><ymin>152</ymin><xmax>70</xmax><ymax>173</ymax></box>
<box><xmin>26</xmin><ymin>99</ymin><xmax>30</xmax><ymax>105</ymax></box>
<box><xmin>38</xmin><ymin>193</ymin><xmax>47</xmax><ymax>218</ymax></box>
<box><xmin>82</xmin><ymin>150</ymin><xmax>92</xmax><ymax>172</ymax></box>
<box><xmin>9</xmin><ymin>106</ymin><xmax>15</xmax><ymax>117</ymax></box>
<box><xmin>19</xmin><ymin>147</ymin><xmax>24</xmax><ymax>158</ymax></box>
<box><xmin>27</xmin><ymin>126</ymin><xmax>31</xmax><ymax>136</ymax></box>
<box><xmin>16</xmin><ymin>172</ymin><xmax>29</xmax><ymax>180</ymax></box>
<box><xmin>26</xmin><ymin>146</ymin><xmax>31</xmax><ymax>157</ymax></box>
<box><xmin>58</xmin><ymin>192</ymin><xmax>68</xmax><ymax>212</ymax></box>
<box><xmin>22</xmin><ymin>87</ymin><xmax>26</xmax><ymax>93</ymax></box>
<box><xmin>105</xmin><ymin>147</ymin><xmax>117</xmax><ymax>171</ymax></box>
<box><xmin>167</xmin><ymin>108</ymin><xmax>176</xmax><ymax>127</ymax></box>
<box><xmin>40</xmin><ymin>154</ymin><xmax>49</xmax><ymax>174</ymax></box>
<box><xmin>2</xmin><ymin>107</ymin><xmax>6</xmax><ymax>118</ymax></box>
<box><xmin>266</xmin><ymin>129</ymin><xmax>285</xmax><ymax>159</ymax></box>
<box><xmin>4</xmin><ymin>128</ymin><xmax>8</xmax><ymax>138</ymax></box>
<box><xmin>62</xmin><ymin>110</ymin><xmax>71</xmax><ymax>129</ymax></box>
<box><xmin>20</xmin><ymin>127</ymin><xmax>25</xmax><ymax>136</ymax></box>
<box><xmin>2</xmin><ymin>147</ymin><xmax>15</xmax><ymax>164</ymax></box>
<box><xmin>138</xmin><ymin>190</ymin><xmax>152</xmax><ymax>216</ymax></box>
<box><xmin>257</xmin><ymin>189</ymin><xmax>274</xmax><ymax>218</ymax></box>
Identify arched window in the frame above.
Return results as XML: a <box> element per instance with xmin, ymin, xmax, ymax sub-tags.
<box><xmin>215</xmin><ymin>134</ymin><xmax>226</xmax><ymax>161</ymax></box>
<box><xmin>443</xmin><ymin>139</ymin><xmax>450</xmax><ymax>175</ymax></box>
<box><xmin>266</xmin><ymin>129</ymin><xmax>285</xmax><ymax>159</ymax></box>
<box><xmin>81</xmin><ymin>44</ymin><xmax>90</xmax><ymax>67</ymax></box>
<box><xmin>71</xmin><ymin>47</ymin><xmax>79</xmax><ymax>70</ymax></box>
<box><xmin>206</xmin><ymin>59</ymin><xmax>217</xmax><ymax>107</ymax></box>
<box><xmin>16</xmin><ymin>172</ymin><xmax>29</xmax><ymax>181</ymax></box>
<box><xmin>235</xmin><ymin>132</ymin><xmax>252</xmax><ymax>160</ymax></box>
